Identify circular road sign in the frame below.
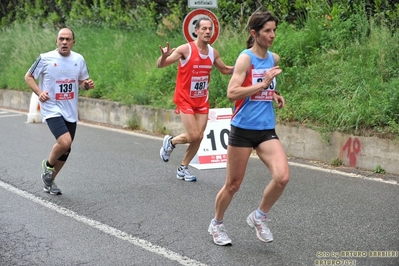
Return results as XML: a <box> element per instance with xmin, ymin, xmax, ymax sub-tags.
<box><xmin>182</xmin><ymin>8</ymin><xmax>220</xmax><ymax>44</ymax></box>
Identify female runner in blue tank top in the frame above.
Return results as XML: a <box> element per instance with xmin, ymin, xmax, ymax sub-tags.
<box><xmin>208</xmin><ymin>11</ymin><xmax>290</xmax><ymax>246</ymax></box>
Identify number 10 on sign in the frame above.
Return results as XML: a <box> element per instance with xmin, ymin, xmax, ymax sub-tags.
<box><xmin>190</xmin><ymin>108</ymin><xmax>232</xmax><ymax>170</ymax></box>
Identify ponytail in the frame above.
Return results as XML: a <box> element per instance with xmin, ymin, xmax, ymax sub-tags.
<box><xmin>246</xmin><ymin>35</ymin><xmax>254</xmax><ymax>49</ymax></box>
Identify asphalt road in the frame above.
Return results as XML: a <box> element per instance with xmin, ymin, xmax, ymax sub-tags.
<box><xmin>1</xmin><ymin>108</ymin><xmax>398</xmax><ymax>266</ymax></box>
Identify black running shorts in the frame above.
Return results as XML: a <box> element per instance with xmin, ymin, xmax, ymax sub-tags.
<box><xmin>46</xmin><ymin>116</ymin><xmax>77</xmax><ymax>140</ymax></box>
<box><xmin>228</xmin><ymin>125</ymin><xmax>279</xmax><ymax>149</ymax></box>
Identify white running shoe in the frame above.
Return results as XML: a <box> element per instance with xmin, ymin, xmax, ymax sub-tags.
<box><xmin>208</xmin><ymin>220</ymin><xmax>232</xmax><ymax>246</ymax></box>
<box><xmin>160</xmin><ymin>135</ymin><xmax>174</xmax><ymax>162</ymax></box>
<box><xmin>176</xmin><ymin>166</ymin><xmax>197</xmax><ymax>182</ymax></box>
<box><xmin>246</xmin><ymin>211</ymin><xmax>273</xmax><ymax>243</ymax></box>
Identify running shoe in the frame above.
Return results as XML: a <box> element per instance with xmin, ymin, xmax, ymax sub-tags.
<box><xmin>246</xmin><ymin>211</ymin><xmax>273</xmax><ymax>243</ymax></box>
<box><xmin>43</xmin><ymin>182</ymin><xmax>62</xmax><ymax>195</ymax></box>
<box><xmin>176</xmin><ymin>166</ymin><xmax>197</xmax><ymax>182</ymax></box>
<box><xmin>208</xmin><ymin>220</ymin><xmax>232</xmax><ymax>246</ymax></box>
<box><xmin>41</xmin><ymin>159</ymin><xmax>54</xmax><ymax>186</ymax></box>
<box><xmin>160</xmin><ymin>135</ymin><xmax>174</xmax><ymax>162</ymax></box>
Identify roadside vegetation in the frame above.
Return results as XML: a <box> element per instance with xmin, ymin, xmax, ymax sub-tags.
<box><xmin>1</xmin><ymin>0</ymin><xmax>399</xmax><ymax>137</ymax></box>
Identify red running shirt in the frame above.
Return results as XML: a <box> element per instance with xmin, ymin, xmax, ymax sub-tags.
<box><xmin>174</xmin><ymin>42</ymin><xmax>215</xmax><ymax>107</ymax></box>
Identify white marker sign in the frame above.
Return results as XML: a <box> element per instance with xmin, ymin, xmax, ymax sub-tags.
<box><xmin>190</xmin><ymin>108</ymin><xmax>232</xmax><ymax>170</ymax></box>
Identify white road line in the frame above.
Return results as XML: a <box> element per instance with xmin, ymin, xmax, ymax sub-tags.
<box><xmin>78</xmin><ymin>121</ymin><xmax>162</xmax><ymax>140</ymax></box>
<box><xmin>0</xmin><ymin>180</ymin><xmax>207</xmax><ymax>266</ymax></box>
<box><xmin>0</xmin><ymin>109</ymin><xmax>25</xmax><ymax>114</ymax></box>
<box><xmin>289</xmin><ymin>162</ymin><xmax>398</xmax><ymax>185</ymax></box>
<box><xmin>0</xmin><ymin>114</ymin><xmax>23</xmax><ymax>118</ymax></box>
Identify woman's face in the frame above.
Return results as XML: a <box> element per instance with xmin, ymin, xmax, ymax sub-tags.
<box><xmin>253</xmin><ymin>21</ymin><xmax>277</xmax><ymax>49</ymax></box>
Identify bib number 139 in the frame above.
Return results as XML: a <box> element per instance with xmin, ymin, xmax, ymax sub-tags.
<box><xmin>59</xmin><ymin>83</ymin><xmax>73</xmax><ymax>93</ymax></box>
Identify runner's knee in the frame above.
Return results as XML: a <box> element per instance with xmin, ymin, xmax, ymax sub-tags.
<box><xmin>225</xmin><ymin>177</ymin><xmax>243</xmax><ymax>194</ymax></box>
<box><xmin>187</xmin><ymin>132</ymin><xmax>202</xmax><ymax>143</ymax></box>
<box><xmin>58</xmin><ymin>148</ymin><xmax>71</xmax><ymax>161</ymax></box>
<box><xmin>274</xmin><ymin>172</ymin><xmax>290</xmax><ymax>187</ymax></box>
